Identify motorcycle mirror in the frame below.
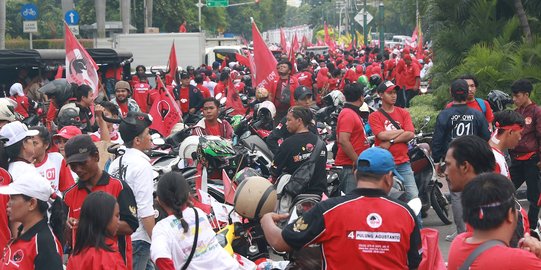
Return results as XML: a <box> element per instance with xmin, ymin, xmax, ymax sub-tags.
<box><xmin>407</xmin><ymin>198</ymin><xmax>423</xmax><ymax>216</ymax></box>
<box><xmin>151</xmin><ymin>133</ymin><xmax>165</xmax><ymax>146</ymax></box>
<box><xmin>424</xmin><ymin>116</ymin><xmax>431</xmax><ymax>123</ymax></box>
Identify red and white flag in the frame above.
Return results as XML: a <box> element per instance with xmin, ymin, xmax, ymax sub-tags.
<box><xmin>148</xmin><ymin>74</ymin><xmax>182</xmax><ymax>137</ymax></box>
<box><xmin>251</xmin><ymin>18</ymin><xmax>278</xmax><ymax>89</ymax></box>
<box><xmin>64</xmin><ymin>22</ymin><xmax>99</xmax><ymax>97</ymax></box>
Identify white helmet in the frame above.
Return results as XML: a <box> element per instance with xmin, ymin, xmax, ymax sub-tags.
<box><xmin>256</xmin><ymin>101</ymin><xmax>276</xmax><ymax>119</ymax></box>
<box><xmin>0</xmin><ymin>98</ymin><xmax>18</xmax><ymax>122</ymax></box>
<box><xmin>325</xmin><ymin>90</ymin><xmax>346</xmax><ymax>107</ymax></box>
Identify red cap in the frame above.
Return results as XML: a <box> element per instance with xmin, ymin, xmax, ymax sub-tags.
<box><xmin>53</xmin><ymin>126</ymin><xmax>82</xmax><ymax>140</ymax></box>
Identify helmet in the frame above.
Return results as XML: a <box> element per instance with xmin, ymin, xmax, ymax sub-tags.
<box><xmin>57</xmin><ymin>103</ymin><xmax>85</xmax><ymax>130</ymax></box>
<box><xmin>234</xmin><ymin>176</ymin><xmax>277</xmax><ymax>219</ymax></box>
<box><xmin>229</xmin><ymin>115</ymin><xmax>243</xmax><ymax>130</ymax></box>
<box><xmin>487</xmin><ymin>90</ymin><xmax>512</xmax><ymax>112</ymax></box>
<box><xmin>0</xmin><ymin>98</ymin><xmax>18</xmax><ymax>122</ymax></box>
<box><xmin>233</xmin><ymin>167</ymin><xmax>261</xmax><ymax>186</ymax></box>
<box><xmin>255</xmin><ymin>88</ymin><xmax>269</xmax><ymax>100</ymax></box>
<box><xmin>256</xmin><ymin>101</ymin><xmax>276</xmax><ymax>120</ymax></box>
<box><xmin>38</xmin><ymin>79</ymin><xmax>73</xmax><ymax>107</ymax></box>
<box><xmin>323</xmin><ymin>90</ymin><xmax>346</xmax><ymax>107</ymax></box>
<box><xmin>369</xmin><ymin>74</ymin><xmax>382</xmax><ymax>88</ymax></box>
<box><xmin>186</xmin><ymin>65</ymin><xmax>195</xmax><ymax>72</ymax></box>
<box><xmin>357</xmin><ymin>75</ymin><xmax>369</xmax><ymax>87</ymax></box>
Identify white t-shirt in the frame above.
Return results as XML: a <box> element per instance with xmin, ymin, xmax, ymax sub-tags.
<box><xmin>108</xmin><ymin>148</ymin><xmax>154</xmax><ymax>243</ymax></box>
<box><xmin>150</xmin><ymin>208</ymin><xmax>239</xmax><ymax>270</ymax></box>
<box><xmin>492</xmin><ymin>147</ymin><xmax>510</xmax><ymax>179</ymax></box>
<box><xmin>34</xmin><ymin>152</ymin><xmax>75</xmax><ymax>194</ymax></box>
<box><xmin>8</xmin><ymin>161</ymin><xmax>39</xmax><ymax>182</ymax></box>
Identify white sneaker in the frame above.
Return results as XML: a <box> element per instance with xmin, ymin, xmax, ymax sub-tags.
<box><xmin>445</xmin><ymin>231</ymin><xmax>457</xmax><ymax>242</ymax></box>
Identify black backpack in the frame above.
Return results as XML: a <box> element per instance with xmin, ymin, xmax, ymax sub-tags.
<box><xmin>283</xmin><ymin>138</ymin><xmax>325</xmax><ymax>196</ymax></box>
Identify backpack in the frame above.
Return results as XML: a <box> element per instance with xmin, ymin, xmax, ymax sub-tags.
<box><xmin>475</xmin><ymin>98</ymin><xmax>486</xmax><ymax>115</ymax></box>
<box><xmin>282</xmin><ymin>138</ymin><xmax>325</xmax><ymax>196</ymax></box>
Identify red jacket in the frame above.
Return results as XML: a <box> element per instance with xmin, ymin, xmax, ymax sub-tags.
<box><xmin>510</xmin><ymin>102</ymin><xmax>541</xmax><ymax>157</ymax></box>
<box><xmin>268</xmin><ymin>76</ymin><xmax>299</xmax><ymax>110</ymax></box>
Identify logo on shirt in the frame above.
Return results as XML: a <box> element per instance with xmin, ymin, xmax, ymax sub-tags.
<box><xmin>129</xmin><ymin>205</ymin><xmax>137</xmax><ymax>217</ymax></box>
<box><xmin>180</xmin><ymin>98</ymin><xmax>188</xmax><ymax>103</ymax></box>
<box><xmin>366</xmin><ymin>213</ymin><xmax>383</xmax><ymax>229</ymax></box>
<box><xmin>525</xmin><ymin>117</ymin><xmax>532</xmax><ymax>125</ymax></box>
<box><xmin>45</xmin><ymin>168</ymin><xmax>56</xmax><ymax>180</ymax></box>
<box><xmin>293</xmin><ymin>217</ymin><xmax>308</xmax><ymax>232</ymax></box>
<box><xmin>11</xmin><ymin>249</ymin><xmax>23</xmax><ymax>266</ymax></box>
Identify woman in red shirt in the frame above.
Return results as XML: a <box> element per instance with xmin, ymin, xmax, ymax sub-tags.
<box><xmin>67</xmin><ymin>191</ymin><xmax>127</xmax><ymax>270</ymax></box>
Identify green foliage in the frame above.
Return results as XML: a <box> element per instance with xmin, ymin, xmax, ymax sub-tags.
<box><xmin>6</xmin><ymin>0</ymin><xmax>64</xmax><ymax>39</ymax></box>
<box><xmin>407</xmin><ymin>104</ymin><xmax>438</xmax><ymax>133</ymax></box>
<box><xmin>5</xmin><ymin>38</ymin><xmax>93</xmax><ymax>49</ymax></box>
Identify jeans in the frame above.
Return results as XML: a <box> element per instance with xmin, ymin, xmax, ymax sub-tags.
<box><xmin>396</xmin><ymin>88</ymin><xmax>407</xmax><ymax>108</ymax></box>
<box><xmin>133</xmin><ymin>240</ymin><xmax>154</xmax><ymax>270</ymax></box>
<box><xmin>395</xmin><ymin>162</ymin><xmax>419</xmax><ymax>201</ymax></box>
<box><xmin>339</xmin><ymin>166</ymin><xmax>356</xmax><ymax>194</ymax></box>
<box><xmin>405</xmin><ymin>89</ymin><xmax>418</xmax><ymax>108</ymax></box>
<box><xmin>451</xmin><ymin>191</ymin><xmax>466</xmax><ymax>233</ymax></box>
<box><xmin>510</xmin><ymin>155</ymin><xmax>541</xmax><ymax>226</ymax></box>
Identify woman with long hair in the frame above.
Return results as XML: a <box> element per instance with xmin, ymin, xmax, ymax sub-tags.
<box><xmin>0</xmin><ymin>171</ymin><xmax>63</xmax><ymax>269</ymax></box>
<box><xmin>150</xmin><ymin>172</ymin><xmax>239</xmax><ymax>270</ymax></box>
<box><xmin>67</xmin><ymin>191</ymin><xmax>127</xmax><ymax>270</ymax></box>
<box><xmin>0</xmin><ymin>121</ymin><xmax>39</xmax><ymax>177</ymax></box>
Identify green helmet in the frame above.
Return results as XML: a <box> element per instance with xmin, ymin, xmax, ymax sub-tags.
<box><xmin>357</xmin><ymin>75</ymin><xmax>369</xmax><ymax>87</ymax></box>
<box><xmin>230</xmin><ymin>115</ymin><xmax>243</xmax><ymax>131</ymax></box>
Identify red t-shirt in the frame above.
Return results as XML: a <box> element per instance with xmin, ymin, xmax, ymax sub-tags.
<box><xmin>447</xmin><ymin>232</ymin><xmax>541</xmax><ymax>270</ymax></box>
<box><xmin>118</xmin><ymin>102</ymin><xmax>129</xmax><ymax>118</ymax></box>
<box><xmin>335</xmin><ymin>108</ymin><xmax>369</xmax><ymax>166</ymax></box>
<box><xmin>132</xmin><ymin>83</ymin><xmax>151</xmax><ymax>113</ymax></box>
<box><xmin>66</xmin><ymin>238</ymin><xmax>128</xmax><ymax>270</ymax></box>
<box><xmin>12</xmin><ymin>96</ymin><xmax>31</xmax><ymax>118</ymax></box>
<box><xmin>205</xmin><ymin>120</ymin><xmax>221</xmax><ymax>136</ymax></box>
<box><xmin>197</xmin><ymin>84</ymin><xmax>211</xmax><ymax>98</ymax></box>
<box><xmin>295</xmin><ymin>71</ymin><xmax>314</xmax><ymax>89</ymax></box>
<box><xmin>445</xmin><ymin>99</ymin><xmax>494</xmax><ymax>124</ymax></box>
<box><xmin>368</xmin><ymin>107</ymin><xmax>415</xmax><ymax>164</ymax></box>
<box><xmin>214</xmin><ymin>81</ymin><xmax>226</xmax><ymax>97</ymax></box>
<box><xmin>393</xmin><ymin>60</ymin><xmax>406</xmax><ymax>87</ymax></box>
<box><xmin>0</xmin><ymin>169</ymin><xmax>11</xmax><ymax>251</ymax></box>
<box><xmin>401</xmin><ymin>63</ymin><xmax>420</xmax><ymax>90</ymax></box>
<box><xmin>179</xmin><ymin>87</ymin><xmax>190</xmax><ymax>114</ymax></box>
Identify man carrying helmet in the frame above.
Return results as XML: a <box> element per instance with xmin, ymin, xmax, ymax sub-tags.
<box><xmin>268</xmin><ymin>61</ymin><xmax>299</xmax><ymax>121</ymax></box>
<box><xmin>111</xmin><ymin>80</ymin><xmax>141</xmax><ymax>118</ymax></box>
<box><xmin>192</xmin><ymin>98</ymin><xmax>233</xmax><ymax>139</ymax></box>
<box><xmin>261</xmin><ymin>147</ymin><xmax>422</xmax><ymax>270</ymax></box>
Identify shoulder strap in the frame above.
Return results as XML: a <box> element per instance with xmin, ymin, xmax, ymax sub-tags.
<box><xmin>459</xmin><ymin>240</ymin><xmax>505</xmax><ymax>270</ymax></box>
<box><xmin>476</xmin><ymin>98</ymin><xmax>486</xmax><ymax>114</ymax></box>
<box><xmin>118</xmin><ymin>155</ymin><xmax>125</xmax><ymax>181</ymax></box>
<box><xmin>378</xmin><ymin>108</ymin><xmax>401</xmax><ymax>130</ymax></box>
<box><xmin>181</xmin><ymin>208</ymin><xmax>199</xmax><ymax>270</ymax></box>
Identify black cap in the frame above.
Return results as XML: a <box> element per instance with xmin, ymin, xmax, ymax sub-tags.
<box><xmin>180</xmin><ymin>71</ymin><xmax>190</xmax><ymax>79</ymax></box>
<box><xmin>376</xmin><ymin>81</ymin><xmax>400</xmax><ymax>93</ymax></box>
<box><xmin>294</xmin><ymin>86</ymin><xmax>313</xmax><ymax>100</ymax></box>
<box><xmin>119</xmin><ymin>111</ymin><xmax>153</xmax><ymax>143</ymax></box>
<box><xmin>451</xmin><ymin>79</ymin><xmax>468</xmax><ymax>95</ymax></box>
<box><xmin>64</xmin><ymin>135</ymin><xmax>98</xmax><ymax>164</ymax></box>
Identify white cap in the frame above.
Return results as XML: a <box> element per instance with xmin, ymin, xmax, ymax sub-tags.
<box><xmin>392</xmin><ymin>49</ymin><xmax>400</xmax><ymax>55</ymax></box>
<box><xmin>0</xmin><ymin>121</ymin><xmax>39</xmax><ymax>147</ymax></box>
<box><xmin>9</xmin><ymin>83</ymin><xmax>24</xmax><ymax>97</ymax></box>
<box><xmin>0</xmin><ymin>172</ymin><xmax>53</xmax><ymax>201</ymax></box>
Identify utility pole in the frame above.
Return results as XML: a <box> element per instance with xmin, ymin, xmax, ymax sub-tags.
<box><xmin>121</xmin><ymin>0</ymin><xmax>130</xmax><ymax>34</ymax></box>
<box><xmin>363</xmin><ymin>0</ymin><xmax>367</xmax><ymax>47</ymax></box>
<box><xmin>0</xmin><ymin>0</ymin><xmax>5</xmax><ymax>49</ymax></box>
<box><xmin>144</xmin><ymin>0</ymin><xmax>153</xmax><ymax>30</ymax></box>
<box><xmin>95</xmin><ymin>0</ymin><xmax>106</xmax><ymax>38</ymax></box>
<box><xmin>379</xmin><ymin>1</ymin><xmax>384</xmax><ymax>53</ymax></box>
<box><xmin>197</xmin><ymin>0</ymin><xmax>203</xmax><ymax>32</ymax></box>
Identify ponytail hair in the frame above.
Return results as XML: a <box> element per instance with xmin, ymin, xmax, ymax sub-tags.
<box><xmin>156</xmin><ymin>172</ymin><xmax>191</xmax><ymax>233</ymax></box>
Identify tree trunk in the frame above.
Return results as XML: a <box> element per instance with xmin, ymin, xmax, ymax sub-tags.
<box><xmin>145</xmin><ymin>0</ymin><xmax>153</xmax><ymax>29</ymax></box>
<box><xmin>0</xmin><ymin>0</ymin><xmax>5</xmax><ymax>49</ymax></box>
<box><xmin>121</xmin><ymin>0</ymin><xmax>130</xmax><ymax>34</ymax></box>
<box><xmin>513</xmin><ymin>0</ymin><xmax>532</xmax><ymax>43</ymax></box>
<box><xmin>95</xmin><ymin>0</ymin><xmax>106</xmax><ymax>38</ymax></box>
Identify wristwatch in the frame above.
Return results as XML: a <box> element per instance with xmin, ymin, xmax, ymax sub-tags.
<box><xmin>389</xmin><ymin>139</ymin><xmax>395</xmax><ymax>145</ymax></box>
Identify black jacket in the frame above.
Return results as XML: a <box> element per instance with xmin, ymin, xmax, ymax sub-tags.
<box><xmin>431</xmin><ymin>103</ymin><xmax>490</xmax><ymax>162</ymax></box>
<box><xmin>267</xmin><ymin>114</ymin><xmax>318</xmax><ymax>154</ymax></box>
<box><xmin>173</xmin><ymin>84</ymin><xmax>203</xmax><ymax>114</ymax></box>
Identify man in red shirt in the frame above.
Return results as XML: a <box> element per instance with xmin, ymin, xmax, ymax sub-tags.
<box><xmin>336</xmin><ymin>83</ymin><xmax>370</xmax><ymax>193</ymax></box>
<box><xmin>213</xmin><ymin>72</ymin><xmax>228</xmax><ymax>97</ymax></box>
<box><xmin>445</xmin><ymin>74</ymin><xmax>494</xmax><ymax>130</ymax></box>
<box><xmin>294</xmin><ymin>60</ymin><xmax>316</xmax><ymax>92</ymax></box>
<box><xmin>262</xmin><ymin>147</ymin><xmax>422</xmax><ymax>270</ymax></box>
<box><xmin>396</xmin><ymin>54</ymin><xmax>420</xmax><ymax>108</ymax></box>
<box><xmin>268</xmin><ymin>61</ymin><xmax>299</xmax><ymax>122</ymax></box>
<box><xmin>111</xmin><ymin>80</ymin><xmax>141</xmax><ymax>118</ymax></box>
<box><xmin>369</xmin><ymin>81</ymin><xmax>418</xmax><ymax>202</ymax></box>
<box><xmin>194</xmin><ymin>74</ymin><xmax>211</xmax><ymax>98</ymax></box>
<box><xmin>447</xmin><ymin>173</ymin><xmax>541</xmax><ymax>269</ymax></box>
<box><xmin>191</xmin><ymin>98</ymin><xmax>233</xmax><ymax>139</ymax></box>
<box><xmin>173</xmin><ymin>71</ymin><xmax>203</xmax><ymax>116</ymax></box>
<box><xmin>63</xmin><ymin>135</ymin><xmax>138</xmax><ymax>269</ymax></box>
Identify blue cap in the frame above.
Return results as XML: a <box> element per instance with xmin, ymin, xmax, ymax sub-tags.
<box><xmin>356</xmin><ymin>147</ymin><xmax>403</xmax><ymax>181</ymax></box>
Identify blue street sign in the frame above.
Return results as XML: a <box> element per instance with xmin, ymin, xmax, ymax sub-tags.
<box><xmin>21</xmin><ymin>3</ymin><xmax>39</xmax><ymax>21</ymax></box>
<box><xmin>65</xmin><ymin>10</ymin><xmax>80</xmax><ymax>26</ymax></box>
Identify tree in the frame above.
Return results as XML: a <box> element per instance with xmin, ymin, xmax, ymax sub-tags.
<box><xmin>1</xmin><ymin>0</ymin><xmax>5</xmax><ymax>49</ymax></box>
<box><xmin>514</xmin><ymin>0</ymin><xmax>531</xmax><ymax>43</ymax></box>
<box><xmin>95</xmin><ymin>0</ymin><xmax>106</xmax><ymax>38</ymax></box>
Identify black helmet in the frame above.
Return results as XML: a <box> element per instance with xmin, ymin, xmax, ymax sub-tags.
<box><xmin>369</xmin><ymin>74</ymin><xmax>382</xmax><ymax>88</ymax></box>
<box><xmin>57</xmin><ymin>103</ymin><xmax>85</xmax><ymax>130</ymax></box>
<box><xmin>38</xmin><ymin>79</ymin><xmax>74</xmax><ymax>108</ymax></box>
<box><xmin>233</xmin><ymin>167</ymin><xmax>261</xmax><ymax>186</ymax></box>
<box><xmin>487</xmin><ymin>90</ymin><xmax>512</xmax><ymax>112</ymax></box>
<box><xmin>186</xmin><ymin>65</ymin><xmax>195</xmax><ymax>72</ymax></box>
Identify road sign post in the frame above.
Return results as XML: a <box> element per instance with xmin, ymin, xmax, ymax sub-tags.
<box><xmin>65</xmin><ymin>10</ymin><xmax>80</xmax><ymax>36</ymax></box>
<box><xmin>21</xmin><ymin>3</ymin><xmax>38</xmax><ymax>49</ymax></box>
<box><xmin>207</xmin><ymin>0</ymin><xmax>229</xmax><ymax>7</ymax></box>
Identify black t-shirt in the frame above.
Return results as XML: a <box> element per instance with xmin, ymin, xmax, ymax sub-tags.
<box><xmin>271</xmin><ymin>132</ymin><xmax>327</xmax><ymax>195</ymax></box>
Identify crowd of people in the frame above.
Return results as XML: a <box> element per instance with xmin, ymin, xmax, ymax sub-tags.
<box><xmin>0</xmin><ymin>42</ymin><xmax>540</xmax><ymax>270</ymax></box>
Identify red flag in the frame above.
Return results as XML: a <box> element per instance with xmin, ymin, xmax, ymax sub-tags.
<box><xmin>235</xmin><ymin>53</ymin><xmax>250</xmax><ymax>67</ymax></box>
<box><xmin>55</xmin><ymin>66</ymin><xmax>64</xmax><ymax>79</ymax></box>
<box><xmin>251</xmin><ymin>19</ymin><xmax>278</xmax><ymax>89</ymax></box>
<box><xmin>316</xmin><ymin>37</ymin><xmax>324</xmax><ymax>46</ymax></box>
<box><xmin>280</xmin><ymin>28</ymin><xmax>288</xmax><ymax>53</ymax></box>
<box><xmin>288</xmin><ymin>34</ymin><xmax>298</xmax><ymax>74</ymax></box>
<box><xmin>220</xmin><ymin>55</ymin><xmax>228</xmax><ymax>70</ymax></box>
<box><xmin>324</xmin><ymin>22</ymin><xmax>331</xmax><ymax>45</ymax></box>
<box><xmin>226</xmin><ymin>73</ymin><xmax>247</xmax><ymax>115</ymax></box>
<box><xmin>411</xmin><ymin>26</ymin><xmax>418</xmax><ymax>44</ymax></box>
<box><xmin>64</xmin><ymin>22</ymin><xmax>99</xmax><ymax>97</ymax></box>
<box><xmin>291</xmin><ymin>34</ymin><xmax>300</xmax><ymax>55</ymax></box>
<box><xmin>167</xmin><ymin>43</ymin><xmax>178</xmax><ymax>82</ymax></box>
<box><xmin>222</xmin><ymin>170</ymin><xmax>236</xmax><ymax>204</ymax></box>
<box><xmin>148</xmin><ymin>75</ymin><xmax>182</xmax><ymax>136</ymax></box>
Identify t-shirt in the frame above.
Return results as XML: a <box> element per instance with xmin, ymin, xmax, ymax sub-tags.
<box><xmin>282</xmin><ymin>188</ymin><xmax>422</xmax><ymax>270</ymax></box>
<box><xmin>492</xmin><ymin>146</ymin><xmax>510</xmax><ymax>178</ymax></box>
<box><xmin>66</xmin><ymin>238</ymin><xmax>128</xmax><ymax>270</ymax></box>
<box><xmin>335</xmin><ymin>107</ymin><xmax>369</xmax><ymax>166</ymax></box>
<box><xmin>205</xmin><ymin>120</ymin><xmax>221</xmax><ymax>137</ymax></box>
<box><xmin>445</xmin><ymin>99</ymin><xmax>494</xmax><ymax>124</ymax></box>
<box><xmin>402</xmin><ymin>63</ymin><xmax>420</xmax><ymax>89</ymax></box>
<box><xmin>369</xmin><ymin>107</ymin><xmax>415</xmax><ymax>164</ymax></box>
<box><xmin>179</xmin><ymin>87</ymin><xmax>190</xmax><ymax>114</ymax></box>
<box><xmin>118</xmin><ymin>102</ymin><xmax>129</xmax><ymax>118</ymax></box>
<box><xmin>197</xmin><ymin>84</ymin><xmax>211</xmax><ymax>99</ymax></box>
<box><xmin>150</xmin><ymin>208</ymin><xmax>239</xmax><ymax>270</ymax></box>
<box><xmin>8</xmin><ymin>161</ymin><xmax>39</xmax><ymax>182</ymax></box>
<box><xmin>0</xmin><ymin>169</ymin><xmax>11</xmax><ymax>252</ymax></box>
<box><xmin>447</xmin><ymin>232</ymin><xmax>541</xmax><ymax>270</ymax></box>
<box><xmin>34</xmin><ymin>152</ymin><xmax>75</xmax><ymax>194</ymax></box>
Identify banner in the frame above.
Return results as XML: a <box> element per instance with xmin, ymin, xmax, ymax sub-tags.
<box><xmin>251</xmin><ymin>18</ymin><xmax>278</xmax><ymax>89</ymax></box>
<box><xmin>64</xmin><ymin>22</ymin><xmax>99</xmax><ymax>96</ymax></box>
<box><xmin>148</xmin><ymin>75</ymin><xmax>182</xmax><ymax>137</ymax></box>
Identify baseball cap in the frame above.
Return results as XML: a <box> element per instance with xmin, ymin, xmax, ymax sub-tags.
<box><xmin>0</xmin><ymin>172</ymin><xmax>53</xmax><ymax>202</ymax></box>
<box><xmin>0</xmin><ymin>121</ymin><xmax>39</xmax><ymax>147</ymax></box>
<box><xmin>376</xmin><ymin>81</ymin><xmax>400</xmax><ymax>94</ymax></box>
<box><xmin>294</xmin><ymin>86</ymin><xmax>313</xmax><ymax>100</ymax></box>
<box><xmin>119</xmin><ymin>111</ymin><xmax>153</xmax><ymax>143</ymax></box>
<box><xmin>53</xmin><ymin>126</ymin><xmax>82</xmax><ymax>140</ymax></box>
<box><xmin>64</xmin><ymin>134</ymin><xmax>98</xmax><ymax>164</ymax></box>
<box><xmin>451</xmin><ymin>79</ymin><xmax>469</xmax><ymax>96</ymax></box>
<box><xmin>356</xmin><ymin>147</ymin><xmax>403</xmax><ymax>181</ymax></box>
<box><xmin>115</xmin><ymin>80</ymin><xmax>130</xmax><ymax>90</ymax></box>
<box><xmin>180</xmin><ymin>71</ymin><xmax>190</xmax><ymax>80</ymax></box>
